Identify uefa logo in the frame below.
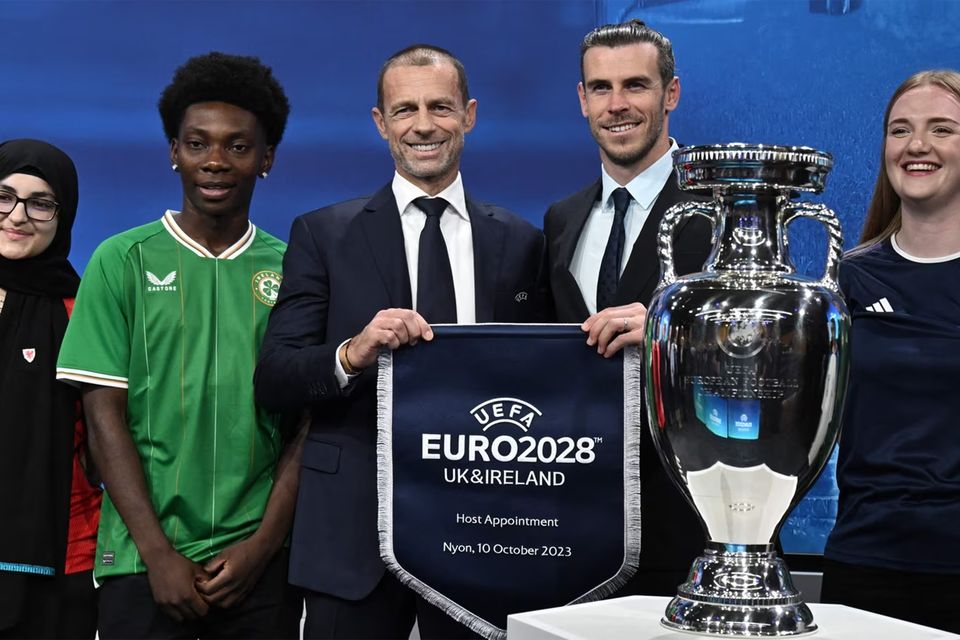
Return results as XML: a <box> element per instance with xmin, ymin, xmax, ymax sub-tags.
<box><xmin>717</xmin><ymin>317</ymin><xmax>766</xmax><ymax>359</ymax></box>
<box><xmin>421</xmin><ymin>395</ymin><xmax>600</xmax><ymax>467</ymax></box>
<box><xmin>469</xmin><ymin>397</ymin><xmax>542</xmax><ymax>431</ymax></box>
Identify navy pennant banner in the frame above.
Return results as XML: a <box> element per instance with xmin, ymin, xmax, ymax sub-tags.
<box><xmin>377</xmin><ymin>324</ymin><xmax>641</xmax><ymax>639</ymax></box>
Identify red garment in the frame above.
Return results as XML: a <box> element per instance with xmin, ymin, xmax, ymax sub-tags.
<box><xmin>62</xmin><ymin>298</ymin><xmax>101</xmax><ymax>575</ymax></box>
<box><xmin>64</xmin><ymin>411</ymin><xmax>100</xmax><ymax>574</ymax></box>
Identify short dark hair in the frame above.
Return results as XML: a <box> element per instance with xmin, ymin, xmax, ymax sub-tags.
<box><xmin>580</xmin><ymin>19</ymin><xmax>675</xmax><ymax>87</ymax></box>
<box><xmin>377</xmin><ymin>44</ymin><xmax>469</xmax><ymax>112</ymax></box>
<box><xmin>158</xmin><ymin>51</ymin><xmax>290</xmax><ymax>147</ymax></box>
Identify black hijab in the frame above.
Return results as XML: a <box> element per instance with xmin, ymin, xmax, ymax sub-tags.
<box><xmin>0</xmin><ymin>139</ymin><xmax>81</xmax><ymax>630</ymax></box>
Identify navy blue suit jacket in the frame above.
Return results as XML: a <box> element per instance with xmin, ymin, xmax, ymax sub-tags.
<box><xmin>542</xmin><ymin>170</ymin><xmax>712</xmax><ymax>589</ymax></box>
<box><xmin>543</xmin><ymin>169</ymin><xmax>712</xmax><ymax>323</ymax></box>
<box><xmin>255</xmin><ymin>184</ymin><xmax>548</xmax><ymax>599</ymax></box>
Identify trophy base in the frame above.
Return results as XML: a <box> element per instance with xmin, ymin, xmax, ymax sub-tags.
<box><xmin>660</xmin><ymin>543</ymin><xmax>817</xmax><ymax>637</ymax></box>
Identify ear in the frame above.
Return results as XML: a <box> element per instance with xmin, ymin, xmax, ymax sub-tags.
<box><xmin>169</xmin><ymin>139</ymin><xmax>179</xmax><ymax>167</ymax></box>
<box><xmin>371</xmin><ymin>107</ymin><xmax>389</xmax><ymax>140</ymax></box>
<box><xmin>260</xmin><ymin>146</ymin><xmax>275</xmax><ymax>176</ymax></box>
<box><xmin>578</xmin><ymin>82</ymin><xmax>589</xmax><ymax>118</ymax></box>
<box><xmin>463</xmin><ymin>98</ymin><xmax>478</xmax><ymax>134</ymax></box>
<box><xmin>664</xmin><ymin>76</ymin><xmax>681</xmax><ymax>114</ymax></box>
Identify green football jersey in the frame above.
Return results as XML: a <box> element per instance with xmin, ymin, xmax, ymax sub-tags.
<box><xmin>57</xmin><ymin>211</ymin><xmax>287</xmax><ymax>579</ymax></box>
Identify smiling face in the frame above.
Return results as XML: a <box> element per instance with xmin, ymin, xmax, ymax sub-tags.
<box><xmin>578</xmin><ymin>43</ymin><xmax>679</xmax><ymax>182</ymax></box>
<box><xmin>0</xmin><ymin>173</ymin><xmax>59</xmax><ymax>260</ymax></box>
<box><xmin>170</xmin><ymin>101</ymin><xmax>273</xmax><ymax>221</ymax></box>
<box><xmin>372</xmin><ymin>61</ymin><xmax>477</xmax><ymax>195</ymax></box>
<box><xmin>884</xmin><ymin>84</ymin><xmax>960</xmax><ymax>217</ymax></box>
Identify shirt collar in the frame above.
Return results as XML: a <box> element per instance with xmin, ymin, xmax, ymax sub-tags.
<box><xmin>392</xmin><ymin>171</ymin><xmax>469</xmax><ymax>221</ymax></box>
<box><xmin>161</xmin><ymin>210</ymin><xmax>255</xmax><ymax>259</ymax></box>
<box><xmin>600</xmin><ymin>138</ymin><xmax>679</xmax><ymax>210</ymax></box>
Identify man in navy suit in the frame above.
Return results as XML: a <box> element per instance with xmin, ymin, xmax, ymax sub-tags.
<box><xmin>544</xmin><ymin>21</ymin><xmax>711</xmax><ymax>595</ymax></box>
<box><xmin>255</xmin><ymin>45</ymin><xmax>546</xmax><ymax>639</ymax></box>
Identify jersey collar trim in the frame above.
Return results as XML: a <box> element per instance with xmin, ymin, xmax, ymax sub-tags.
<box><xmin>891</xmin><ymin>232</ymin><xmax>960</xmax><ymax>263</ymax></box>
<box><xmin>161</xmin><ymin>210</ymin><xmax>257</xmax><ymax>260</ymax></box>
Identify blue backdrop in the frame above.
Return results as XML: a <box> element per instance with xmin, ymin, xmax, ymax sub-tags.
<box><xmin>4</xmin><ymin>0</ymin><xmax>956</xmax><ymax>554</ymax></box>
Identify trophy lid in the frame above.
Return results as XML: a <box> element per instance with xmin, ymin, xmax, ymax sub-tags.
<box><xmin>673</xmin><ymin>143</ymin><xmax>834</xmax><ymax>193</ymax></box>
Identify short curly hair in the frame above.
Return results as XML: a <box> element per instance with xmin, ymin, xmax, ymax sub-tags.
<box><xmin>158</xmin><ymin>51</ymin><xmax>290</xmax><ymax>147</ymax></box>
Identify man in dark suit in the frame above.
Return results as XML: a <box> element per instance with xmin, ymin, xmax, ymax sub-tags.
<box><xmin>544</xmin><ymin>20</ymin><xmax>711</xmax><ymax>595</ymax></box>
<box><xmin>255</xmin><ymin>45</ymin><xmax>546</xmax><ymax>640</ymax></box>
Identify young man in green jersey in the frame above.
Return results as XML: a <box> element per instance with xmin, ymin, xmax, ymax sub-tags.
<box><xmin>56</xmin><ymin>53</ymin><xmax>303</xmax><ymax>638</ymax></box>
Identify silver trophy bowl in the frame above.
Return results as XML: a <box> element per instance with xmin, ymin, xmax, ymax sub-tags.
<box><xmin>644</xmin><ymin>143</ymin><xmax>850</xmax><ymax>636</ymax></box>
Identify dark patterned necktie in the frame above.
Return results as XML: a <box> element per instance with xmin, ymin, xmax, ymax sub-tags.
<box><xmin>596</xmin><ymin>187</ymin><xmax>633</xmax><ymax>311</ymax></box>
<box><xmin>414</xmin><ymin>197</ymin><xmax>457</xmax><ymax>323</ymax></box>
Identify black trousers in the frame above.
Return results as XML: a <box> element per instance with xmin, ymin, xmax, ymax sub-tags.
<box><xmin>303</xmin><ymin>572</ymin><xmax>481</xmax><ymax>640</ymax></box>
<box><xmin>821</xmin><ymin>558</ymin><xmax>960</xmax><ymax>634</ymax></box>
<box><xmin>97</xmin><ymin>549</ymin><xmax>302</xmax><ymax>639</ymax></box>
<box><xmin>0</xmin><ymin>570</ymin><xmax>97</xmax><ymax>640</ymax></box>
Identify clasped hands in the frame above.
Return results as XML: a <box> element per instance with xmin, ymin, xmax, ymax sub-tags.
<box><xmin>145</xmin><ymin>536</ymin><xmax>273</xmax><ymax>622</ymax></box>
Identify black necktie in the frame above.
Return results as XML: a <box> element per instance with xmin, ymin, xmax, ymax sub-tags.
<box><xmin>415</xmin><ymin>197</ymin><xmax>458</xmax><ymax>323</ymax></box>
<box><xmin>596</xmin><ymin>187</ymin><xmax>632</xmax><ymax>311</ymax></box>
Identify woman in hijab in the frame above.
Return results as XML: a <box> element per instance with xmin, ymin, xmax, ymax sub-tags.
<box><xmin>0</xmin><ymin>139</ymin><xmax>101</xmax><ymax>638</ymax></box>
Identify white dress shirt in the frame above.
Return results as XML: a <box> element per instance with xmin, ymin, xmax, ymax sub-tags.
<box><xmin>335</xmin><ymin>172</ymin><xmax>476</xmax><ymax>386</ymax></box>
<box><xmin>392</xmin><ymin>171</ymin><xmax>476</xmax><ymax>324</ymax></box>
<box><xmin>570</xmin><ymin>140</ymin><xmax>679</xmax><ymax>315</ymax></box>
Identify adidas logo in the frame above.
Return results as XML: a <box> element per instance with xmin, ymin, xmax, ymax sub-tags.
<box><xmin>865</xmin><ymin>297</ymin><xmax>893</xmax><ymax>313</ymax></box>
<box><xmin>146</xmin><ymin>270</ymin><xmax>177</xmax><ymax>292</ymax></box>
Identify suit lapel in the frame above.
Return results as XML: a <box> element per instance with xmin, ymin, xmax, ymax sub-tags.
<box><xmin>559</xmin><ymin>180</ymin><xmax>602</xmax><ymax>270</ymax></box>
<box><xmin>359</xmin><ymin>184</ymin><xmax>413</xmax><ymax>309</ymax></box>
<box><xmin>616</xmin><ymin>169</ymin><xmax>690</xmax><ymax>306</ymax></box>
<box><xmin>467</xmin><ymin>196</ymin><xmax>503</xmax><ymax>323</ymax></box>
<box><xmin>559</xmin><ymin>181</ymin><xmax>601</xmax><ymax>318</ymax></box>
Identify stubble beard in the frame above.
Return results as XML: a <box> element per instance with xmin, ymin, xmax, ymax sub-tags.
<box><xmin>393</xmin><ymin>133</ymin><xmax>464</xmax><ymax>186</ymax></box>
<box><xmin>601</xmin><ymin>113</ymin><xmax>665</xmax><ymax>169</ymax></box>
<box><xmin>595</xmin><ymin>93</ymin><xmax>668</xmax><ymax>169</ymax></box>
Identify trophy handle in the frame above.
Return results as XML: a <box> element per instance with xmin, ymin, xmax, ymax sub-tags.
<box><xmin>782</xmin><ymin>202</ymin><xmax>844</xmax><ymax>291</ymax></box>
<box><xmin>657</xmin><ymin>201</ymin><xmax>716</xmax><ymax>289</ymax></box>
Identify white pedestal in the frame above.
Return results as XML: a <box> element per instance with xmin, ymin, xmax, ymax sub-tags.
<box><xmin>507</xmin><ymin>596</ymin><xmax>957</xmax><ymax>640</ymax></box>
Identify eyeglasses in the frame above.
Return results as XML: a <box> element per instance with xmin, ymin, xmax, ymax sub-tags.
<box><xmin>0</xmin><ymin>192</ymin><xmax>60</xmax><ymax>222</ymax></box>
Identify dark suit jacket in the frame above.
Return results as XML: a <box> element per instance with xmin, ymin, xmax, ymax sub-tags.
<box><xmin>543</xmin><ymin>169</ymin><xmax>712</xmax><ymax>590</ymax></box>
<box><xmin>544</xmin><ymin>169</ymin><xmax>712</xmax><ymax>322</ymax></box>
<box><xmin>254</xmin><ymin>184</ymin><xmax>548</xmax><ymax>600</ymax></box>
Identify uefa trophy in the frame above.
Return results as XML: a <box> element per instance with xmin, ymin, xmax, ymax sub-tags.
<box><xmin>644</xmin><ymin>144</ymin><xmax>850</xmax><ymax>636</ymax></box>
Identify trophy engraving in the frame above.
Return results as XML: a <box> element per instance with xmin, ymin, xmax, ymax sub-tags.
<box><xmin>644</xmin><ymin>143</ymin><xmax>850</xmax><ymax>636</ymax></box>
